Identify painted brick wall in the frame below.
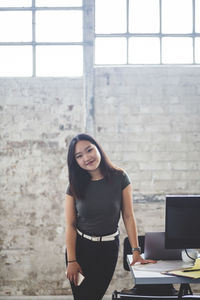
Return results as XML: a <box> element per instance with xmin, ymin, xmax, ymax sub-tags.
<box><xmin>0</xmin><ymin>67</ymin><xmax>200</xmax><ymax>296</ymax></box>
<box><xmin>95</xmin><ymin>67</ymin><xmax>200</xmax><ymax>195</ymax></box>
<box><xmin>0</xmin><ymin>78</ymin><xmax>84</xmax><ymax>296</ymax></box>
<box><xmin>95</xmin><ymin>67</ymin><xmax>200</xmax><ymax>294</ymax></box>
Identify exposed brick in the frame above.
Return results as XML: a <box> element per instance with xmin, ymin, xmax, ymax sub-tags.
<box><xmin>1</xmin><ymin>66</ymin><xmax>200</xmax><ymax>296</ymax></box>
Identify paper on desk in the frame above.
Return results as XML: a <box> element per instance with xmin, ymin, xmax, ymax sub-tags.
<box><xmin>164</xmin><ymin>258</ymin><xmax>200</xmax><ymax>279</ymax></box>
<box><xmin>133</xmin><ymin>260</ymin><xmax>193</xmax><ymax>273</ymax></box>
<box><xmin>194</xmin><ymin>258</ymin><xmax>200</xmax><ymax>269</ymax></box>
<box><xmin>165</xmin><ymin>269</ymin><xmax>200</xmax><ymax>279</ymax></box>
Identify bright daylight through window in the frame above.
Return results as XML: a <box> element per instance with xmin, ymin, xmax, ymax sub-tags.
<box><xmin>0</xmin><ymin>0</ymin><xmax>199</xmax><ymax>77</ymax></box>
<box><xmin>95</xmin><ymin>0</ymin><xmax>200</xmax><ymax>65</ymax></box>
<box><xmin>0</xmin><ymin>0</ymin><xmax>83</xmax><ymax>77</ymax></box>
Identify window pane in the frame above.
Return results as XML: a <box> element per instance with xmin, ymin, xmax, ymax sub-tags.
<box><xmin>95</xmin><ymin>0</ymin><xmax>126</xmax><ymax>33</ymax></box>
<box><xmin>0</xmin><ymin>12</ymin><xmax>32</xmax><ymax>42</ymax></box>
<box><xmin>162</xmin><ymin>0</ymin><xmax>192</xmax><ymax>33</ymax></box>
<box><xmin>0</xmin><ymin>0</ymin><xmax>31</xmax><ymax>6</ymax></box>
<box><xmin>196</xmin><ymin>0</ymin><xmax>200</xmax><ymax>32</ymax></box>
<box><xmin>129</xmin><ymin>37</ymin><xmax>160</xmax><ymax>64</ymax></box>
<box><xmin>195</xmin><ymin>38</ymin><xmax>200</xmax><ymax>63</ymax></box>
<box><xmin>0</xmin><ymin>46</ymin><xmax>32</xmax><ymax>77</ymax></box>
<box><xmin>36</xmin><ymin>0</ymin><xmax>82</xmax><ymax>6</ymax></box>
<box><xmin>95</xmin><ymin>38</ymin><xmax>127</xmax><ymax>64</ymax></box>
<box><xmin>36</xmin><ymin>11</ymin><xmax>82</xmax><ymax>42</ymax></box>
<box><xmin>36</xmin><ymin>46</ymin><xmax>83</xmax><ymax>76</ymax></box>
<box><xmin>162</xmin><ymin>38</ymin><xmax>193</xmax><ymax>64</ymax></box>
<box><xmin>129</xmin><ymin>0</ymin><xmax>159</xmax><ymax>33</ymax></box>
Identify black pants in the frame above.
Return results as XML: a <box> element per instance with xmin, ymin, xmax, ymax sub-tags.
<box><xmin>65</xmin><ymin>234</ymin><xmax>119</xmax><ymax>300</ymax></box>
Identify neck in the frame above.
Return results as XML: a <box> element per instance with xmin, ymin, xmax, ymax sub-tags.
<box><xmin>89</xmin><ymin>169</ymin><xmax>103</xmax><ymax>181</ymax></box>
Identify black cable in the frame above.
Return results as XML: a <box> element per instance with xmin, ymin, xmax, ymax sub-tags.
<box><xmin>184</xmin><ymin>249</ymin><xmax>196</xmax><ymax>261</ymax></box>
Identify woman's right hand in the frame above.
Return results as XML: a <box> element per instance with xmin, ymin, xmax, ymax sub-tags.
<box><xmin>66</xmin><ymin>261</ymin><xmax>83</xmax><ymax>286</ymax></box>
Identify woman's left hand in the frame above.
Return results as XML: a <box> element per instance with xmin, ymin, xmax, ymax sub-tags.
<box><xmin>130</xmin><ymin>251</ymin><xmax>157</xmax><ymax>266</ymax></box>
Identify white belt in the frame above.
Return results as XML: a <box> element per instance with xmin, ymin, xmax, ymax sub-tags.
<box><xmin>77</xmin><ymin>229</ymin><xmax>119</xmax><ymax>242</ymax></box>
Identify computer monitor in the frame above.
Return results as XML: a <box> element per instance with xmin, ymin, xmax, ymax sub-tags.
<box><xmin>165</xmin><ymin>195</ymin><xmax>200</xmax><ymax>249</ymax></box>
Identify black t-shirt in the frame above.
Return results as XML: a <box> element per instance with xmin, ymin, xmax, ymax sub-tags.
<box><xmin>66</xmin><ymin>171</ymin><xmax>130</xmax><ymax>236</ymax></box>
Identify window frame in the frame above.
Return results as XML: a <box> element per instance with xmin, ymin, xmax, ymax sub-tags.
<box><xmin>0</xmin><ymin>1</ymin><xmax>84</xmax><ymax>77</ymax></box>
<box><xmin>95</xmin><ymin>0</ymin><xmax>200</xmax><ymax>65</ymax></box>
<box><xmin>0</xmin><ymin>0</ymin><xmax>200</xmax><ymax>78</ymax></box>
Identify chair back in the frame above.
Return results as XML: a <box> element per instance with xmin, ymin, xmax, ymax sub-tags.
<box><xmin>123</xmin><ymin>235</ymin><xmax>145</xmax><ymax>271</ymax></box>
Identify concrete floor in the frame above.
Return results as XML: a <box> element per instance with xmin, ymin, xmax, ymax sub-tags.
<box><xmin>0</xmin><ymin>297</ymin><xmax>111</xmax><ymax>300</ymax></box>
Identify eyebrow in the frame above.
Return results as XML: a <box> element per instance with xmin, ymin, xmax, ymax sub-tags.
<box><xmin>75</xmin><ymin>145</ymin><xmax>92</xmax><ymax>156</ymax></box>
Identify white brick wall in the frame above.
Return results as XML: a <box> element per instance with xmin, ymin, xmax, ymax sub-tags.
<box><xmin>0</xmin><ymin>66</ymin><xmax>200</xmax><ymax>295</ymax></box>
<box><xmin>0</xmin><ymin>78</ymin><xmax>84</xmax><ymax>296</ymax></box>
<box><xmin>95</xmin><ymin>67</ymin><xmax>200</xmax><ymax>195</ymax></box>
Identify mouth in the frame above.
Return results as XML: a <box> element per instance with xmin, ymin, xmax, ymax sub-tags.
<box><xmin>86</xmin><ymin>159</ymin><xmax>95</xmax><ymax>166</ymax></box>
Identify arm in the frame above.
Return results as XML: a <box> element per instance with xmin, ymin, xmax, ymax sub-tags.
<box><xmin>65</xmin><ymin>194</ymin><xmax>83</xmax><ymax>285</ymax></box>
<box><xmin>121</xmin><ymin>184</ymin><xmax>156</xmax><ymax>265</ymax></box>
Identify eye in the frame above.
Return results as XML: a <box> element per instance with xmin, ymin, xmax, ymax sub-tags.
<box><xmin>88</xmin><ymin>148</ymin><xmax>93</xmax><ymax>152</ymax></box>
<box><xmin>75</xmin><ymin>154</ymin><xmax>82</xmax><ymax>159</ymax></box>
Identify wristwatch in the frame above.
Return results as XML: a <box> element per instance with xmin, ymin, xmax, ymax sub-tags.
<box><xmin>132</xmin><ymin>247</ymin><xmax>141</xmax><ymax>254</ymax></box>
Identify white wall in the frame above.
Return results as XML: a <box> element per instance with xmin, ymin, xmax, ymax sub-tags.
<box><xmin>0</xmin><ymin>66</ymin><xmax>200</xmax><ymax>295</ymax></box>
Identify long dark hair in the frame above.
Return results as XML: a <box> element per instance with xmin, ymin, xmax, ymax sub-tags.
<box><xmin>67</xmin><ymin>133</ymin><xmax>121</xmax><ymax>199</ymax></box>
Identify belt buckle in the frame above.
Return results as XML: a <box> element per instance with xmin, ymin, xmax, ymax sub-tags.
<box><xmin>92</xmin><ymin>236</ymin><xmax>101</xmax><ymax>242</ymax></box>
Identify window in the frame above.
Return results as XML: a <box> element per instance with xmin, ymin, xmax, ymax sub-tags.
<box><xmin>0</xmin><ymin>0</ymin><xmax>83</xmax><ymax>77</ymax></box>
<box><xmin>129</xmin><ymin>0</ymin><xmax>159</xmax><ymax>34</ymax></box>
<box><xmin>95</xmin><ymin>38</ymin><xmax>127</xmax><ymax>64</ymax></box>
<box><xmin>0</xmin><ymin>0</ymin><xmax>199</xmax><ymax>77</ymax></box>
<box><xmin>95</xmin><ymin>0</ymin><xmax>200</xmax><ymax>65</ymax></box>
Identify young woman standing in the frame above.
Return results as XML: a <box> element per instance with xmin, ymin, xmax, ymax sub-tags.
<box><xmin>65</xmin><ymin>133</ymin><xmax>155</xmax><ymax>300</ymax></box>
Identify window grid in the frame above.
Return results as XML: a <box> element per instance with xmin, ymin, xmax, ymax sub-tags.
<box><xmin>95</xmin><ymin>0</ymin><xmax>200</xmax><ymax>65</ymax></box>
<box><xmin>0</xmin><ymin>1</ymin><xmax>84</xmax><ymax>76</ymax></box>
<box><xmin>0</xmin><ymin>0</ymin><xmax>200</xmax><ymax>77</ymax></box>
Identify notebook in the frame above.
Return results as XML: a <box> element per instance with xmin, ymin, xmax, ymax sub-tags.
<box><xmin>144</xmin><ymin>232</ymin><xmax>182</xmax><ymax>260</ymax></box>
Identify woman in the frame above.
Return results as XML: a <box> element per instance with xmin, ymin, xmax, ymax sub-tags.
<box><xmin>65</xmin><ymin>133</ymin><xmax>155</xmax><ymax>300</ymax></box>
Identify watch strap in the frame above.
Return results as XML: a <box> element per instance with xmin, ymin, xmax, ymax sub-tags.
<box><xmin>132</xmin><ymin>247</ymin><xmax>141</xmax><ymax>253</ymax></box>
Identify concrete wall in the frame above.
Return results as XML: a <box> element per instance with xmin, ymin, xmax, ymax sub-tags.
<box><xmin>0</xmin><ymin>67</ymin><xmax>200</xmax><ymax>296</ymax></box>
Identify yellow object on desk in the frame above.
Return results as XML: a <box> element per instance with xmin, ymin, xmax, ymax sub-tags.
<box><xmin>165</xmin><ymin>258</ymin><xmax>200</xmax><ymax>279</ymax></box>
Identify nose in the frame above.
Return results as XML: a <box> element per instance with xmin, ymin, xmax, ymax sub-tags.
<box><xmin>83</xmin><ymin>152</ymin><xmax>91</xmax><ymax>162</ymax></box>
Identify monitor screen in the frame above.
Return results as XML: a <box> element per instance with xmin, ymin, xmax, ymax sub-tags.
<box><xmin>165</xmin><ymin>195</ymin><xmax>200</xmax><ymax>249</ymax></box>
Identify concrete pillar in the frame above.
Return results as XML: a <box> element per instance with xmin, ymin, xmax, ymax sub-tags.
<box><xmin>83</xmin><ymin>0</ymin><xmax>95</xmax><ymax>135</ymax></box>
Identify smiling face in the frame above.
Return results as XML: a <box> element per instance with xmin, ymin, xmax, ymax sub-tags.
<box><xmin>74</xmin><ymin>140</ymin><xmax>101</xmax><ymax>175</ymax></box>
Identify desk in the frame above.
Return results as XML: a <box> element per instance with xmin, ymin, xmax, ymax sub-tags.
<box><xmin>127</xmin><ymin>255</ymin><xmax>200</xmax><ymax>298</ymax></box>
<box><xmin>127</xmin><ymin>255</ymin><xmax>200</xmax><ymax>285</ymax></box>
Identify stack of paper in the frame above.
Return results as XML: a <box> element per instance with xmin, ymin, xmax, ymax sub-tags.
<box><xmin>165</xmin><ymin>258</ymin><xmax>200</xmax><ymax>279</ymax></box>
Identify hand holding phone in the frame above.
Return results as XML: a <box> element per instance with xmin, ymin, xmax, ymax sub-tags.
<box><xmin>77</xmin><ymin>272</ymin><xmax>85</xmax><ymax>286</ymax></box>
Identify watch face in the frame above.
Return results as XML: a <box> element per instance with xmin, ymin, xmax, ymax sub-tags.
<box><xmin>132</xmin><ymin>247</ymin><xmax>141</xmax><ymax>253</ymax></box>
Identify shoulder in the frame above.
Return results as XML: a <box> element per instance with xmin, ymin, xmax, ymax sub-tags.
<box><xmin>111</xmin><ymin>168</ymin><xmax>129</xmax><ymax>177</ymax></box>
<box><xmin>110</xmin><ymin>169</ymin><xmax>131</xmax><ymax>189</ymax></box>
<box><xmin>66</xmin><ymin>184</ymin><xmax>72</xmax><ymax>196</ymax></box>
